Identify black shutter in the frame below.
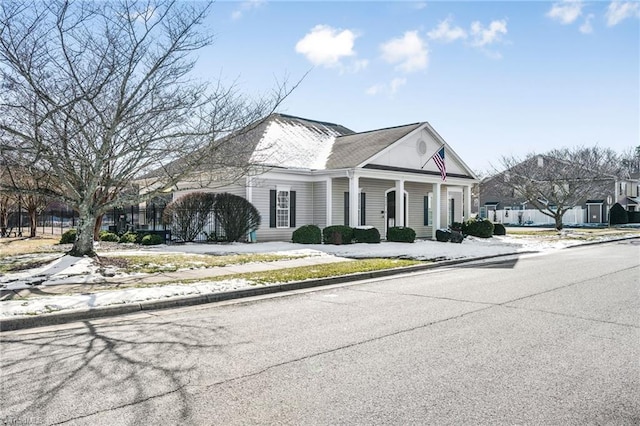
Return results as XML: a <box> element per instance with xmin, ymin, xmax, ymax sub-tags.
<box><xmin>424</xmin><ymin>196</ymin><xmax>429</xmax><ymax>226</ymax></box>
<box><xmin>360</xmin><ymin>192</ymin><xmax>366</xmax><ymax>226</ymax></box>
<box><xmin>290</xmin><ymin>191</ymin><xmax>296</xmax><ymax>228</ymax></box>
<box><xmin>344</xmin><ymin>192</ymin><xmax>349</xmax><ymax>226</ymax></box>
<box><xmin>269</xmin><ymin>190</ymin><xmax>276</xmax><ymax>228</ymax></box>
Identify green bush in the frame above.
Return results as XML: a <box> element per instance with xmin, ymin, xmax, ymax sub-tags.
<box><xmin>493</xmin><ymin>223</ymin><xmax>507</xmax><ymax>236</ymax></box>
<box><xmin>322</xmin><ymin>225</ymin><xmax>354</xmax><ymax>245</ymax></box>
<box><xmin>141</xmin><ymin>234</ymin><xmax>164</xmax><ymax>245</ymax></box>
<box><xmin>60</xmin><ymin>229</ymin><xmax>77</xmax><ymax>244</ymax></box>
<box><xmin>387</xmin><ymin>226</ymin><xmax>416</xmax><ymax>243</ymax></box>
<box><xmin>609</xmin><ymin>203</ymin><xmax>628</xmax><ymax>225</ymax></box>
<box><xmin>99</xmin><ymin>231</ymin><xmax>119</xmax><ymax>242</ymax></box>
<box><xmin>292</xmin><ymin>225</ymin><xmax>322</xmax><ymax>244</ymax></box>
<box><xmin>462</xmin><ymin>217</ymin><xmax>494</xmax><ymax>238</ymax></box>
<box><xmin>436</xmin><ymin>229</ymin><xmax>450</xmax><ymax>242</ymax></box>
<box><xmin>119</xmin><ymin>232</ymin><xmax>137</xmax><ymax>244</ymax></box>
<box><xmin>450</xmin><ymin>230</ymin><xmax>464</xmax><ymax>243</ymax></box>
<box><xmin>627</xmin><ymin>211</ymin><xmax>640</xmax><ymax>224</ymax></box>
<box><xmin>353</xmin><ymin>227</ymin><xmax>381</xmax><ymax>243</ymax></box>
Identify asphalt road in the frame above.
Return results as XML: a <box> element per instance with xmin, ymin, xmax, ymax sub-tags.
<box><xmin>1</xmin><ymin>240</ymin><xmax>639</xmax><ymax>425</ymax></box>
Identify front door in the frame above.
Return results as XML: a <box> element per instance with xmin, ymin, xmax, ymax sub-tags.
<box><xmin>386</xmin><ymin>191</ymin><xmax>407</xmax><ymax>233</ymax></box>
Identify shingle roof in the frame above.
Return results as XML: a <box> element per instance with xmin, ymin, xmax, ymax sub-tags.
<box><xmin>251</xmin><ymin>114</ymin><xmax>354</xmax><ymax>169</ymax></box>
<box><xmin>325</xmin><ymin>123</ymin><xmax>423</xmax><ymax>169</ymax></box>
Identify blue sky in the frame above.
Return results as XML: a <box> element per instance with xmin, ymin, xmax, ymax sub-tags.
<box><xmin>193</xmin><ymin>1</ymin><xmax>639</xmax><ymax>173</ymax></box>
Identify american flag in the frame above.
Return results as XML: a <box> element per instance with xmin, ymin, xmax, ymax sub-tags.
<box><xmin>433</xmin><ymin>146</ymin><xmax>446</xmax><ymax>181</ymax></box>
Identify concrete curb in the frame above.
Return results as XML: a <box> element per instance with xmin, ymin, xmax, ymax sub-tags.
<box><xmin>0</xmin><ymin>252</ymin><xmax>533</xmax><ymax>332</ymax></box>
<box><xmin>1</xmin><ymin>236</ymin><xmax>637</xmax><ymax>332</ymax></box>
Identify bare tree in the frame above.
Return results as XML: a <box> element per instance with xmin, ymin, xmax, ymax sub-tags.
<box><xmin>494</xmin><ymin>146</ymin><xmax>620</xmax><ymax>230</ymax></box>
<box><xmin>620</xmin><ymin>145</ymin><xmax>640</xmax><ymax>176</ymax></box>
<box><xmin>0</xmin><ymin>0</ymin><xmax>294</xmax><ymax>256</ymax></box>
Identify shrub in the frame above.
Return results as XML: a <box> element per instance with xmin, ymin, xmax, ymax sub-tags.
<box><xmin>387</xmin><ymin>226</ymin><xmax>416</xmax><ymax>243</ymax></box>
<box><xmin>99</xmin><ymin>231</ymin><xmax>119</xmax><ymax>242</ymax></box>
<box><xmin>60</xmin><ymin>229</ymin><xmax>77</xmax><ymax>244</ymax></box>
<box><xmin>141</xmin><ymin>234</ymin><xmax>164</xmax><ymax>245</ymax></box>
<box><xmin>213</xmin><ymin>193</ymin><xmax>261</xmax><ymax>242</ymax></box>
<box><xmin>450</xmin><ymin>230</ymin><xmax>464</xmax><ymax>243</ymax></box>
<box><xmin>322</xmin><ymin>225</ymin><xmax>354</xmax><ymax>245</ymax></box>
<box><xmin>435</xmin><ymin>229</ymin><xmax>451</xmax><ymax>242</ymax></box>
<box><xmin>163</xmin><ymin>192</ymin><xmax>216</xmax><ymax>242</ymax></box>
<box><xmin>292</xmin><ymin>225</ymin><xmax>322</xmax><ymax>244</ymax></box>
<box><xmin>353</xmin><ymin>227</ymin><xmax>381</xmax><ymax>243</ymax></box>
<box><xmin>628</xmin><ymin>211</ymin><xmax>640</xmax><ymax>224</ymax></box>
<box><xmin>462</xmin><ymin>217</ymin><xmax>494</xmax><ymax>238</ymax></box>
<box><xmin>493</xmin><ymin>223</ymin><xmax>507</xmax><ymax>236</ymax></box>
<box><xmin>609</xmin><ymin>203</ymin><xmax>628</xmax><ymax>225</ymax></box>
<box><xmin>119</xmin><ymin>232</ymin><xmax>137</xmax><ymax>244</ymax></box>
<box><xmin>450</xmin><ymin>221</ymin><xmax>463</xmax><ymax>233</ymax></box>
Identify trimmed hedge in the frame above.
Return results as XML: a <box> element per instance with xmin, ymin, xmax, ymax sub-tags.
<box><xmin>462</xmin><ymin>218</ymin><xmax>494</xmax><ymax>238</ymax></box>
<box><xmin>292</xmin><ymin>225</ymin><xmax>322</xmax><ymax>244</ymax></box>
<box><xmin>628</xmin><ymin>211</ymin><xmax>640</xmax><ymax>224</ymax></box>
<box><xmin>60</xmin><ymin>229</ymin><xmax>77</xmax><ymax>244</ymax></box>
<box><xmin>450</xmin><ymin>230</ymin><xmax>464</xmax><ymax>243</ymax></box>
<box><xmin>493</xmin><ymin>223</ymin><xmax>507</xmax><ymax>236</ymax></box>
<box><xmin>609</xmin><ymin>203</ymin><xmax>628</xmax><ymax>225</ymax></box>
<box><xmin>141</xmin><ymin>234</ymin><xmax>164</xmax><ymax>245</ymax></box>
<box><xmin>387</xmin><ymin>226</ymin><xmax>416</xmax><ymax>243</ymax></box>
<box><xmin>353</xmin><ymin>227</ymin><xmax>381</xmax><ymax>243</ymax></box>
<box><xmin>436</xmin><ymin>229</ymin><xmax>451</xmax><ymax>242</ymax></box>
<box><xmin>119</xmin><ymin>232</ymin><xmax>137</xmax><ymax>244</ymax></box>
<box><xmin>322</xmin><ymin>225</ymin><xmax>354</xmax><ymax>245</ymax></box>
<box><xmin>99</xmin><ymin>231</ymin><xmax>119</xmax><ymax>242</ymax></box>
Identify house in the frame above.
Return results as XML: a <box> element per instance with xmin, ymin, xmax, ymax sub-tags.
<box><xmin>479</xmin><ymin>155</ymin><xmax>639</xmax><ymax>225</ymax></box>
<box><xmin>151</xmin><ymin>114</ymin><xmax>479</xmax><ymax>241</ymax></box>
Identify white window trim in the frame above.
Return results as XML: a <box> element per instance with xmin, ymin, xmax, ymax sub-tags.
<box><xmin>276</xmin><ymin>186</ymin><xmax>290</xmax><ymax>229</ymax></box>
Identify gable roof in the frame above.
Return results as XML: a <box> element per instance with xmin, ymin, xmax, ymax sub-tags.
<box><xmin>325</xmin><ymin>123</ymin><xmax>423</xmax><ymax>169</ymax></box>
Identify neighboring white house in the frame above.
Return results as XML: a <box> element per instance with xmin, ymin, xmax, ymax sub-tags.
<box><xmin>162</xmin><ymin>114</ymin><xmax>479</xmax><ymax>241</ymax></box>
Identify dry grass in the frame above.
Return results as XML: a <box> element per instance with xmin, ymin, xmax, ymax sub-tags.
<box><xmin>0</xmin><ymin>236</ymin><xmax>63</xmax><ymax>259</ymax></box>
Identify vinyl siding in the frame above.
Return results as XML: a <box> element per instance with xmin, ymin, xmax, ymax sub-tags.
<box><xmin>332</xmin><ymin>178</ymin><xmax>349</xmax><ymax>226</ymax></box>
<box><xmin>405</xmin><ymin>181</ymin><xmax>433</xmax><ymax>239</ymax></box>
<box><xmin>252</xmin><ymin>178</ymin><xmax>314</xmax><ymax>242</ymax></box>
<box><xmin>359</xmin><ymin>178</ymin><xmax>394</xmax><ymax>233</ymax></box>
<box><xmin>312</xmin><ymin>181</ymin><xmax>327</xmax><ymax>228</ymax></box>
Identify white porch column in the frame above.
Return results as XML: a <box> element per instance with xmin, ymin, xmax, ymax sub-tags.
<box><xmin>326</xmin><ymin>177</ymin><xmax>332</xmax><ymax>227</ymax></box>
<box><xmin>395</xmin><ymin>179</ymin><xmax>405</xmax><ymax>227</ymax></box>
<box><xmin>432</xmin><ymin>182</ymin><xmax>441</xmax><ymax>239</ymax></box>
<box><xmin>463</xmin><ymin>185</ymin><xmax>471</xmax><ymax>220</ymax></box>
<box><xmin>245</xmin><ymin>176</ymin><xmax>253</xmax><ymax>204</ymax></box>
<box><xmin>349</xmin><ymin>173</ymin><xmax>360</xmax><ymax>227</ymax></box>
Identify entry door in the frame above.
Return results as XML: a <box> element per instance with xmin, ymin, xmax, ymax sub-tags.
<box><xmin>386</xmin><ymin>191</ymin><xmax>407</xmax><ymax>232</ymax></box>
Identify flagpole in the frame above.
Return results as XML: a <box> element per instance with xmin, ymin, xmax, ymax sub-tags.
<box><xmin>420</xmin><ymin>144</ymin><xmax>445</xmax><ymax>169</ymax></box>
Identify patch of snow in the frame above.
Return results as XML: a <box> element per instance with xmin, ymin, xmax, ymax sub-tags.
<box><xmin>250</xmin><ymin>117</ymin><xmax>344</xmax><ymax>169</ymax></box>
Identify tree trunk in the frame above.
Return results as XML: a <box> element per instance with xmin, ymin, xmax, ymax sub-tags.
<box><xmin>29</xmin><ymin>210</ymin><xmax>37</xmax><ymax>238</ymax></box>
<box><xmin>69</xmin><ymin>209</ymin><xmax>97</xmax><ymax>257</ymax></box>
<box><xmin>93</xmin><ymin>214</ymin><xmax>104</xmax><ymax>241</ymax></box>
<box><xmin>554</xmin><ymin>214</ymin><xmax>564</xmax><ymax>231</ymax></box>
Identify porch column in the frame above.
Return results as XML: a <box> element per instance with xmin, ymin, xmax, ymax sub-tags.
<box><xmin>395</xmin><ymin>179</ymin><xmax>405</xmax><ymax>227</ymax></box>
<box><xmin>432</xmin><ymin>182</ymin><xmax>441</xmax><ymax>239</ymax></box>
<box><xmin>463</xmin><ymin>185</ymin><xmax>471</xmax><ymax>220</ymax></box>
<box><xmin>326</xmin><ymin>177</ymin><xmax>332</xmax><ymax>227</ymax></box>
<box><xmin>349</xmin><ymin>173</ymin><xmax>360</xmax><ymax>227</ymax></box>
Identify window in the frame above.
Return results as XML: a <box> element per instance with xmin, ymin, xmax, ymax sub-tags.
<box><xmin>270</xmin><ymin>188</ymin><xmax>296</xmax><ymax>228</ymax></box>
<box><xmin>423</xmin><ymin>193</ymin><xmax>432</xmax><ymax>226</ymax></box>
<box><xmin>276</xmin><ymin>190</ymin><xmax>290</xmax><ymax>228</ymax></box>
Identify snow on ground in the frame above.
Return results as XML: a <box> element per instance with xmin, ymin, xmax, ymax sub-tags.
<box><xmin>1</xmin><ymin>231</ymin><xmax>636</xmax><ymax>317</ymax></box>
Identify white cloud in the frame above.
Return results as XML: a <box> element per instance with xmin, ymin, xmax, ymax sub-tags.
<box><xmin>579</xmin><ymin>14</ymin><xmax>595</xmax><ymax>33</ymax></box>
<box><xmin>365</xmin><ymin>78</ymin><xmax>407</xmax><ymax>96</ymax></box>
<box><xmin>295</xmin><ymin>25</ymin><xmax>358</xmax><ymax>68</ymax></box>
<box><xmin>470</xmin><ymin>20</ymin><xmax>508</xmax><ymax>47</ymax></box>
<box><xmin>231</xmin><ymin>0</ymin><xmax>266</xmax><ymax>21</ymax></box>
<box><xmin>605</xmin><ymin>1</ymin><xmax>640</xmax><ymax>26</ymax></box>
<box><xmin>380</xmin><ymin>31</ymin><xmax>428</xmax><ymax>73</ymax></box>
<box><xmin>427</xmin><ymin>18</ymin><xmax>468</xmax><ymax>42</ymax></box>
<box><xmin>547</xmin><ymin>0</ymin><xmax>584</xmax><ymax>24</ymax></box>
<box><xmin>344</xmin><ymin>59</ymin><xmax>369</xmax><ymax>74</ymax></box>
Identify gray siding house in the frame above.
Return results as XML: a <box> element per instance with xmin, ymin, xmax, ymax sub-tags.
<box><xmin>163</xmin><ymin>114</ymin><xmax>479</xmax><ymax>241</ymax></box>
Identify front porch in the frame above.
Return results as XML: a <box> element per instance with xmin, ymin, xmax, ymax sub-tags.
<box><xmin>325</xmin><ymin>169</ymin><xmax>474</xmax><ymax>239</ymax></box>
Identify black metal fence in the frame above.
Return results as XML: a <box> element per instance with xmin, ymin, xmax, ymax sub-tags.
<box><xmin>2</xmin><ymin>204</ymin><xmax>225</xmax><ymax>242</ymax></box>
